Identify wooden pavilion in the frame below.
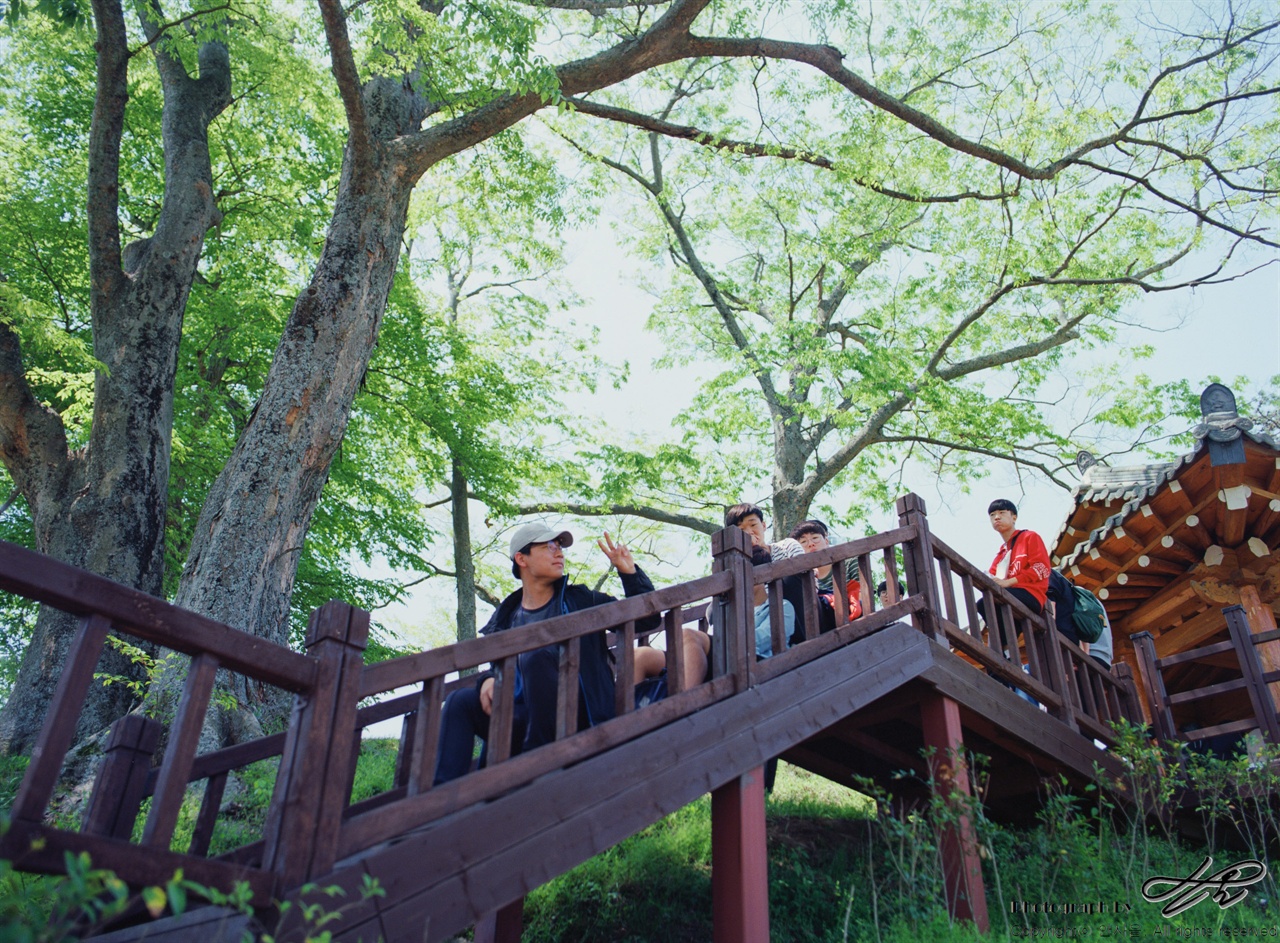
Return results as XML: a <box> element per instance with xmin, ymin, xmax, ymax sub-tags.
<box><xmin>1049</xmin><ymin>383</ymin><xmax>1280</xmax><ymax>746</ymax></box>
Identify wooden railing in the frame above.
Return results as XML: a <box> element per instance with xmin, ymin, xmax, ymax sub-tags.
<box><xmin>921</xmin><ymin>530</ymin><xmax>1142</xmax><ymax>744</ymax></box>
<box><xmin>1132</xmin><ymin>605</ymin><xmax>1280</xmax><ymax>745</ymax></box>
<box><xmin>0</xmin><ymin>492</ymin><xmax>1142</xmax><ymax>911</ymax></box>
<box><xmin>0</xmin><ymin>540</ymin><xmax>335</xmax><ymax>899</ymax></box>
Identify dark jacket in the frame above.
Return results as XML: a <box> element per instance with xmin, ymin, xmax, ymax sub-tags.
<box><xmin>479</xmin><ymin>567</ymin><xmax>659</xmax><ymax>749</ymax></box>
<box><xmin>1046</xmin><ymin>569</ymin><xmax>1079</xmax><ymax>644</ymax></box>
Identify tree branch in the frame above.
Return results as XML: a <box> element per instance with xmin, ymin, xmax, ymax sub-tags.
<box><xmin>401</xmin><ymin>0</ymin><xmax>714</xmax><ymax>175</ymax></box>
<box><xmin>1077</xmin><ymin>157</ymin><xmax>1280</xmax><ymax>249</ymax></box>
<box><xmin>87</xmin><ymin>0</ymin><xmax>129</xmax><ymax>292</ymax></box>
<box><xmin>517</xmin><ymin>501</ymin><xmax>718</xmax><ymax>534</ymax></box>
<box><xmin>0</xmin><ymin>323</ymin><xmax>71</xmax><ymax>507</ymax></box>
<box><xmin>934</xmin><ymin>324</ymin><xmax>1081</xmax><ymax>381</ymax></box>
<box><xmin>565</xmin><ymin>96</ymin><xmax>1016</xmax><ymax>203</ymax></box>
<box><xmin>682</xmin><ymin>26</ymin><xmax>1280</xmax><ymax>188</ymax></box>
<box><xmin>317</xmin><ymin>0</ymin><xmax>370</xmax><ymax>154</ymax></box>
<box><xmin>876</xmin><ymin>435</ymin><xmax>1073</xmax><ymax>490</ymax></box>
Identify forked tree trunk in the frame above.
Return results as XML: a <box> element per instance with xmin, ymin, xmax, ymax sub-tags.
<box><xmin>0</xmin><ymin>12</ymin><xmax>230</xmax><ymax>753</ymax></box>
<box><xmin>172</xmin><ymin>79</ymin><xmax>425</xmax><ymax>727</ymax></box>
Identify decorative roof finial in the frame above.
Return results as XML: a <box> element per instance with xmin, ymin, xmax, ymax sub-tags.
<box><xmin>1193</xmin><ymin>383</ymin><xmax>1252</xmax><ymax>466</ymax></box>
<box><xmin>1076</xmin><ymin>450</ymin><xmax>1099</xmax><ymax>476</ymax></box>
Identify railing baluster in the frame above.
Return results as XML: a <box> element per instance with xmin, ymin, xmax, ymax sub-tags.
<box><xmin>394</xmin><ymin>709</ymin><xmax>418</xmax><ymax>789</ymax></box>
<box><xmin>767</xmin><ymin>577</ymin><xmax>787</xmax><ymax>657</ymax></box>
<box><xmin>832</xmin><ymin>556</ymin><xmax>850</xmax><ymax>626</ymax></box>
<box><xmin>1226</xmin><ymin>605</ymin><xmax>1280</xmax><ymax>744</ymax></box>
<box><xmin>935</xmin><ymin>552</ymin><xmax>959</xmax><ymax>626</ymax></box>
<box><xmin>557</xmin><ymin>637</ymin><xmax>582</xmax><ymax>735</ymax></box>
<box><xmin>488</xmin><ymin>655</ymin><xmax>519</xmax><ymax>762</ymax></box>
<box><xmin>800</xmin><ymin>571</ymin><xmax>819</xmax><ymax>642</ymax></box>
<box><xmin>1131</xmin><ymin>631</ymin><xmax>1176</xmax><ymax>743</ymax></box>
<box><xmin>188</xmin><ymin>771</ymin><xmax>228</xmax><ymax>857</ymax></box>
<box><xmin>144</xmin><ymin>653</ymin><xmax>219</xmax><ymax>849</ymax></box>
<box><xmin>959</xmin><ymin>573</ymin><xmax>981</xmax><ymax>640</ymax></box>
<box><xmin>882</xmin><ymin>548</ymin><xmax>901</xmax><ymax>609</ymax></box>
<box><xmin>613</xmin><ymin>621</ymin><xmax>634</xmax><ymax>717</ymax></box>
<box><xmin>857</xmin><ymin>553</ymin><xmax>873</xmax><ymax>615</ymax></box>
<box><xmin>407</xmin><ymin>676</ymin><xmax>444</xmax><ymax>796</ymax></box>
<box><xmin>82</xmin><ymin>713</ymin><xmax>162</xmax><ymax>841</ymax></box>
<box><xmin>664</xmin><ymin>607</ymin><xmax>685</xmax><ymax>697</ymax></box>
<box><xmin>12</xmin><ymin>613</ymin><xmax>113</xmax><ymax>824</ymax></box>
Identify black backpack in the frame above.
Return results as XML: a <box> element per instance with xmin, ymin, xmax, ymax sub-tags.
<box><xmin>1069</xmin><ymin>584</ymin><xmax>1107</xmax><ymax>643</ymax></box>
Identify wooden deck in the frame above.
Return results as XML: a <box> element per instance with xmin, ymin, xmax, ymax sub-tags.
<box><xmin>0</xmin><ymin>494</ymin><xmax>1171</xmax><ymax>941</ymax></box>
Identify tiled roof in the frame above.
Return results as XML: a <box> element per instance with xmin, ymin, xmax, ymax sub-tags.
<box><xmin>1051</xmin><ymin>428</ymin><xmax>1279</xmax><ymax>569</ymax></box>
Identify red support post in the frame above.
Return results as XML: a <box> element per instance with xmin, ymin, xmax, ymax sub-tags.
<box><xmin>919</xmin><ymin>693</ymin><xmax>989</xmax><ymax>932</ymax></box>
<box><xmin>474</xmin><ymin>897</ymin><xmax>524</xmax><ymax>943</ymax></box>
<box><xmin>712</xmin><ymin>766</ymin><xmax>770</xmax><ymax>943</ymax></box>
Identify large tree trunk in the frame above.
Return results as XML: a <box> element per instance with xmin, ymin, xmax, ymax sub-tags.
<box><xmin>451</xmin><ymin>459</ymin><xmax>478</xmax><ymax>642</ymax></box>
<box><xmin>771</xmin><ymin>411</ymin><xmax>812</xmax><ymax>538</ymax></box>
<box><xmin>0</xmin><ymin>5</ymin><xmax>230</xmax><ymax>754</ymax></box>
<box><xmin>172</xmin><ymin>78</ymin><xmax>424</xmax><ymax>723</ymax></box>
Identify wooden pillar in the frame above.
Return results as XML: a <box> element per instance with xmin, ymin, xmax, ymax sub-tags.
<box><xmin>474</xmin><ymin>897</ymin><xmax>524</xmax><ymax>943</ymax></box>
<box><xmin>262</xmin><ymin>601</ymin><xmax>370</xmax><ymax>886</ymax></box>
<box><xmin>1224</xmin><ymin>604</ymin><xmax>1280</xmax><ymax>744</ymax></box>
<box><xmin>712</xmin><ymin>767</ymin><xmax>770</xmax><ymax>943</ymax></box>
<box><xmin>82</xmin><ymin>714</ymin><xmax>162</xmax><ymax>840</ymax></box>
<box><xmin>896</xmin><ymin>493</ymin><xmax>941</xmax><ymax>639</ymax></box>
<box><xmin>711</xmin><ymin>526</ymin><xmax>755</xmax><ymax>689</ymax></box>
<box><xmin>1130</xmin><ymin>631</ymin><xmax>1176</xmax><ymax>743</ymax></box>
<box><xmin>1239</xmin><ymin>585</ymin><xmax>1280</xmax><ymax>710</ymax></box>
<box><xmin>919</xmin><ymin>693</ymin><xmax>989</xmax><ymax>932</ymax></box>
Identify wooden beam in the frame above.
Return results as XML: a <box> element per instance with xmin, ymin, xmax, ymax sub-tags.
<box><xmin>1158</xmin><ymin>534</ymin><xmax>1200</xmax><ymax>565</ymax></box>
<box><xmin>712</xmin><ymin>768</ymin><xmax>770</xmax><ymax>943</ymax></box>
<box><xmin>1202</xmin><ymin>545</ymin><xmax>1240</xmax><ymax>570</ymax></box>
<box><xmin>1240</xmin><ymin>585</ymin><xmax>1280</xmax><ymax>712</ymax></box>
<box><xmin>1113</xmin><ymin>573</ymin><xmax>1170</xmax><ymax>588</ymax></box>
<box><xmin>1256</xmin><ymin>459</ymin><xmax>1280</xmax><ymax>533</ymax></box>
<box><xmin>1154</xmin><ymin>607</ymin><xmax>1226</xmax><ymax>658</ymax></box>
<box><xmin>1118</xmin><ymin>578</ymin><xmax>1200</xmax><ymax>636</ymax></box>
<box><xmin>1136</xmin><ymin>504</ymin><xmax>1169</xmax><ymax>539</ymax></box>
<box><xmin>1096</xmin><ymin>587</ymin><xmax>1152</xmax><ymax>602</ymax></box>
<box><xmin>1134</xmin><ymin>553</ymin><xmax>1189</xmax><ymax>577</ymax></box>
<box><xmin>1182</xmin><ymin>514</ymin><xmax>1216</xmax><ymax>552</ymax></box>
<box><xmin>1167</xmin><ymin>479</ymin><xmax>1196</xmax><ymax>517</ymax></box>
<box><xmin>919</xmin><ymin>694</ymin><xmax>989</xmax><ymax>932</ymax></box>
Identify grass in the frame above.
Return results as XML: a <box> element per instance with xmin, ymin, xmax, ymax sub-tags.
<box><xmin>520</xmin><ymin>756</ymin><xmax>1280</xmax><ymax>943</ymax></box>
<box><xmin>3</xmin><ymin>735</ymin><xmax>1279</xmax><ymax>942</ymax></box>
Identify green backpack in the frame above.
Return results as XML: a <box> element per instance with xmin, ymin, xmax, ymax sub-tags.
<box><xmin>1070</xmin><ymin>585</ymin><xmax>1107</xmax><ymax>643</ymax></box>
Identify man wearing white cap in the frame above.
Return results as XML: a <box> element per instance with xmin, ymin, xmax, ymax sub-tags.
<box><xmin>434</xmin><ymin>522</ymin><xmax>706</xmax><ymax>782</ymax></box>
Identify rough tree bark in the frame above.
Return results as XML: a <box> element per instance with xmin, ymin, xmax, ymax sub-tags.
<box><xmin>0</xmin><ymin>0</ymin><xmax>231</xmax><ymax>753</ymax></box>
<box><xmin>166</xmin><ymin>0</ymin><xmax>715</xmax><ymax>725</ymax></box>
<box><xmin>451</xmin><ymin>459</ymin><xmax>477</xmax><ymax>642</ymax></box>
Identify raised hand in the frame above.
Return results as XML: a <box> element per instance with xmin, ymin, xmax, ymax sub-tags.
<box><xmin>597</xmin><ymin>531</ymin><xmax>637</xmax><ymax>575</ymax></box>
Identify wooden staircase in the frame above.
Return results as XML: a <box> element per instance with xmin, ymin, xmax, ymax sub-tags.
<box><xmin>0</xmin><ymin>495</ymin><xmax>1146</xmax><ymax>941</ymax></box>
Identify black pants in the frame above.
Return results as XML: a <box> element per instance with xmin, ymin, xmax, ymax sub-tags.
<box><xmin>977</xmin><ymin>587</ymin><xmax>1042</xmax><ymax>651</ymax></box>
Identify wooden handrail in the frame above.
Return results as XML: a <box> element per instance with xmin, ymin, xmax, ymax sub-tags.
<box><xmin>0</xmin><ymin>541</ymin><xmax>317</xmax><ymax>692</ymax></box>
<box><xmin>0</xmin><ymin>496</ymin><xmax>1148</xmax><ymax>923</ymax></box>
<box><xmin>360</xmin><ymin>571</ymin><xmax>732</xmax><ymax>697</ymax></box>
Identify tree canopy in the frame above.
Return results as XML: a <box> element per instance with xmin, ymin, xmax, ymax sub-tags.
<box><xmin>0</xmin><ymin>0</ymin><xmax>1276</xmax><ymax>751</ymax></box>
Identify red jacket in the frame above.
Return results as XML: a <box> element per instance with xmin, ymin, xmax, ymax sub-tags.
<box><xmin>989</xmin><ymin>530</ymin><xmax>1051</xmax><ymax>607</ymax></box>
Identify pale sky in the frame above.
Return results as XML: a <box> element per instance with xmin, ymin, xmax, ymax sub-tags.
<box><xmin>374</xmin><ymin>214</ymin><xmax>1277</xmax><ymax>650</ymax></box>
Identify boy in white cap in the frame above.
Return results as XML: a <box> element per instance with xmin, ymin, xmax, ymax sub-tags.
<box><xmin>434</xmin><ymin>522</ymin><xmax>708</xmax><ymax>782</ymax></box>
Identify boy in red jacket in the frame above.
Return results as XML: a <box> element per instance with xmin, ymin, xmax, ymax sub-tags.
<box><xmin>982</xmin><ymin>498</ymin><xmax>1051</xmax><ymax>652</ymax></box>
